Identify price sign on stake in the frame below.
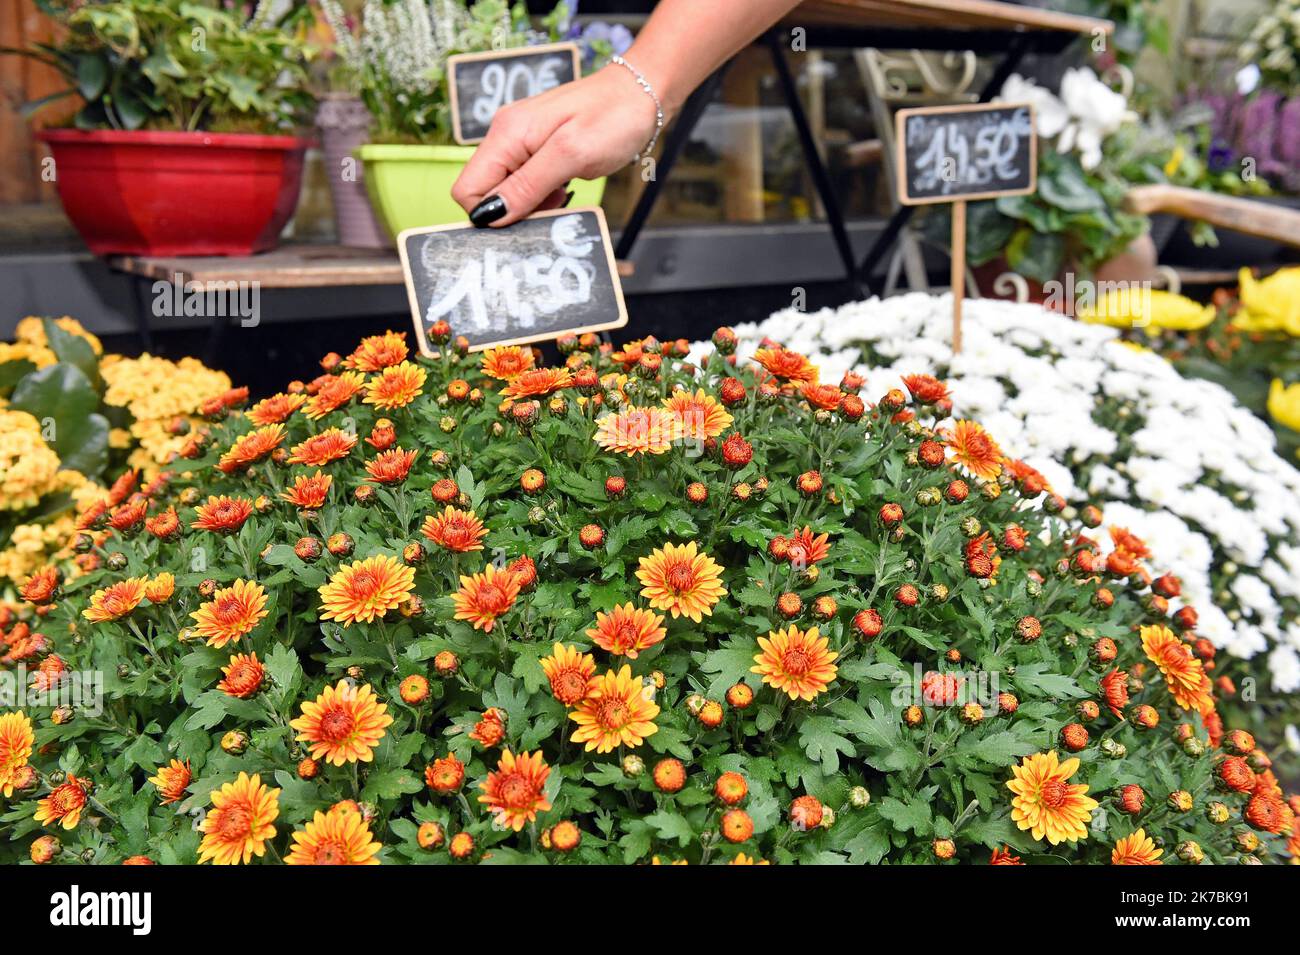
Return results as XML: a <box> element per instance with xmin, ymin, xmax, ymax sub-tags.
<box><xmin>398</xmin><ymin>207</ymin><xmax>628</xmax><ymax>355</ymax></box>
<box><xmin>447</xmin><ymin>42</ymin><xmax>581</xmax><ymax>144</ymax></box>
<box><xmin>894</xmin><ymin>102</ymin><xmax>1037</xmax><ymax>353</ymax></box>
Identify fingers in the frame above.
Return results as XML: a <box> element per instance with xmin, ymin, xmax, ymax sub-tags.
<box><xmin>478</xmin><ymin>134</ymin><xmax>580</xmax><ymax>227</ymax></box>
<box><xmin>450</xmin><ymin>99</ymin><xmax>558</xmax><ymax>215</ymax></box>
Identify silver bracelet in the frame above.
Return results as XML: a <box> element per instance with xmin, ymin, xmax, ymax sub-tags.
<box><xmin>609</xmin><ymin>54</ymin><xmax>665</xmax><ymax>160</ymax></box>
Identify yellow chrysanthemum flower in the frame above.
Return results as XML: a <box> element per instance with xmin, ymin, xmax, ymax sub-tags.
<box><xmin>1236</xmin><ymin>267</ymin><xmax>1300</xmax><ymax>336</ymax></box>
<box><xmin>1007</xmin><ymin>751</ymin><xmax>1098</xmax><ymax>845</ymax></box>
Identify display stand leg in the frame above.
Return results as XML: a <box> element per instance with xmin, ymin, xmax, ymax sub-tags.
<box><xmin>766</xmin><ymin>31</ymin><xmax>863</xmax><ymax>297</ymax></box>
<box><xmin>614</xmin><ymin>65</ymin><xmax>729</xmax><ymax>261</ymax></box>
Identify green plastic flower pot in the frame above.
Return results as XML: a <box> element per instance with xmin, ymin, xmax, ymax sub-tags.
<box><xmin>357</xmin><ymin>143</ymin><xmax>606</xmax><ymax>241</ymax></box>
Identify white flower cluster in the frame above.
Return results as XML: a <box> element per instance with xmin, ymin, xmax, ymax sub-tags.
<box><xmin>354</xmin><ymin>0</ymin><xmax>456</xmax><ymax>96</ymax></box>
<box><xmin>700</xmin><ymin>294</ymin><xmax>1300</xmax><ymax>693</ymax></box>
<box><xmin>1240</xmin><ymin>0</ymin><xmax>1300</xmax><ymax>82</ymax></box>
<box><xmin>997</xmin><ymin>68</ymin><xmax>1134</xmax><ymax>170</ymax></box>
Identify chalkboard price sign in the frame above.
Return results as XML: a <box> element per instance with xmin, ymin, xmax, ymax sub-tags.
<box><xmin>894</xmin><ymin>102</ymin><xmax>1037</xmax><ymax>206</ymax></box>
<box><xmin>398</xmin><ymin>207</ymin><xmax>628</xmax><ymax>355</ymax></box>
<box><xmin>448</xmin><ymin>43</ymin><xmax>581</xmax><ymax>144</ymax></box>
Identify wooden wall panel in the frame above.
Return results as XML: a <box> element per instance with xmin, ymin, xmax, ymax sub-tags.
<box><xmin>1</xmin><ymin>0</ymin><xmax>70</xmax><ymax>205</ymax></box>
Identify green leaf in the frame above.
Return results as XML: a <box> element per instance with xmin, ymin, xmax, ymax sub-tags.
<box><xmin>75</xmin><ymin>52</ymin><xmax>109</xmax><ymax>101</ymax></box>
<box><xmin>877</xmin><ymin>790</ymin><xmax>935</xmax><ymax>835</ymax></box>
<box><xmin>1013</xmin><ymin>662</ymin><xmax>1089</xmax><ymax>700</ymax></box>
<box><xmin>41</xmin><ymin>317</ymin><xmax>101</xmax><ymax>391</ymax></box>
<box><xmin>797</xmin><ymin>715</ymin><xmax>856</xmax><ymax>774</ymax></box>
<box><xmin>644</xmin><ymin>810</ymin><xmax>695</xmax><ymax>847</ymax></box>
<box><xmin>264</xmin><ymin>642</ymin><xmax>302</xmax><ymax>706</ymax></box>
<box><xmin>9</xmin><ymin>362</ymin><xmax>109</xmax><ymax>478</ymax></box>
<box><xmin>362</xmin><ymin>768</ymin><xmax>426</xmax><ymax>802</ymax></box>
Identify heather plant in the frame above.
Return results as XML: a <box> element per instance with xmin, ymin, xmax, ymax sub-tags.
<box><xmin>319</xmin><ymin>0</ymin><xmax>573</xmax><ymax>144</ymax></box>
<box><xmin>1</xmin><ymin>325</ymin><xmax>1294</xmax><ymax>865</ymax></box>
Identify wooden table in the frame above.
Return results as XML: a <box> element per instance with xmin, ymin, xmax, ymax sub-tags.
<box><xmin>108</xmin><ymin>244</ymin><xmax>634</xmax><ymax>358</ymax></box>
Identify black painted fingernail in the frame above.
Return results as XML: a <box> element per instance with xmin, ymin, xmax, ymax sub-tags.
<box><xmin>562</xmin><ymin>190</ymin><xmax>575</xmax><ymax>208</ymax></box>
<box><xmin>470</xmin><ymin>195</ymin><xmax>507</xmax><ymax>227</ymax></box>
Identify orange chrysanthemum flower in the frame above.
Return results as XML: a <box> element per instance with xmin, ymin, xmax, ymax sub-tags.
<box><xmin>145</xmin><ymin>506</ymin><xmax>181</xmax><ymax>540</ymax></box>
<box><xmin>291</xmin><ymin>681</ymin><xmax>393</xmax><ymax>766</ymax></box>
<box><xmin>481</xmin><ymin>345</ymin><xmax>536</xmax><ymax>381</ymax></box>
<box><xmin>478</xmin><ymin>749</ymin><xmax>553</xmax><ymax>831</ymax></box>
<box><xmin>217</xmin><ymin>652</ymin><xmax>265</xmax><ymax>698</ymax></box>
<box><xmin>1141</xmin><ymin>624</ymin><xmax>1213</xmax><ymax>712</ymax></box>
<box><xmin>586</xmin><ymin>603</ymin><xmax>667</xmax><ymax>658</ymax></box>
<box><xmin>197</xmin><ymin>772</ymin><xmax>280</xmax><ymax>865</ymax></box>
<box><xmin>901</xmin><ymin>373</ymin><xmax>950</xmax><ymax>404</ymax></box>
<box><xmin>1111</xmin><ymin>828</ymin><xmax>1163</xmax><ymax>865</ymax></box>
<box><xmin>753</xmin><ymin>347</ymin><xmax>818</xmax><ymax>387</ymax></box>
<box><xmin>191</xmin><ymin>495</ymin><xmax>255</xmax><ymax>534</ymax></box>
<box><xmin>420</xmin><ymin>506</ymin><xmax>488</xmax><ymax>552</ymax></box>
<box><xmin>801</xmin><ymin>382</ymin><xmax>845</xmax><ymax>411</ymax></box>
<box><xmin>569</xmin><ymin>665</ymin><xmax>660</xmax><ymax>753</ymax></box>
<box><xmin>1110</xmin><ymin>526</ymin><xmax>1150</xmax><ymax>560</ymax></box>
<box><xmin>288</xmin><ymin>428</ymin><xmax>357</xmax><ymax>467</ymax></box>
<box><xmin>365</xmin><ymin>361</ymin><xmax>426</xmax><ymax>410</ymax></box>
<box><xmin>318</xmin><ymin>555</ymin><xmax>416</xmax><ymax>626</ymax></box>
<box><xmin>636</xmin><ymin>542</ymin><xmax>727</xmax><ymax>622</ymax></box>
<box><xmin>1007</xmin><ymin>751</ymin><xmax>1099</xmax><ymax>846</ymax></box>
<box><xmin>662</xmin><ymin>389</ymin><xmax>733</xmax><ymax>441</ymax></box>
<box><xmin>593</xmin><ymin>406</ymin><xmax>680</xmax><ymax>456</ymax></box>
<box><xmin>285</xmin><ymin>805</ymin><xmax>382</xmax><ymax>865</ymax></box>
<box><xmin>540</xmin><ymin>643</ymin><xmax>597</xmax><ymax>705</ymax></box>
<box><xmin>148</xmin><ymin>759</ymin><xmax>191</xmax><ymax>805</ymax></box>
<box><xmin>752</xmin><ymin>625</ymin><xmax>839</xmax><ymax>701</ymax></box>
<box><xmin>304</xmin><ymin>371</ymin><xmax>366</xmax><ymax>419</ymax></box>
<box><xmin>190</xmin><ymin>579</ymin><xmax>269</xmax><ymax>648</ymax></box>
<box><xmin>452</xmin><ymin>564</ymin><xmax>521</xmax><ymax>633</ymax></box>
<box><xmin>345</xmin><ymin>330</ymin><xmax>408</xmax><ymax>372</ymax></box>
<box><xmin>501</xmin><ymin>367</ymin><xmax>573</xmax><ymax>400</ymax></box>
<box><xmin>785</xmin><ymin>526</ymin><xmax>830</xmax><ymax>567</ymax></box>
<box><xmin>20</xmin><ymin>566</ymin><xmax>59</xmax><ymax>605</ymax></box>
<box><xmin>246</xmin><ymin>391</ymin><xmax>306</xmax><ymax>426</ymax></box>
<box><xmin>365</xmin><ymin>448</ymin><xmax>419</xmax><ymax>484</ymax></box>
<box><xmin>218</xmin><ymin>424</ymin><xmax>286</xmax><ymax>474</ymax></box>
<box><xmin>35</xmin><ymin>774</ymin><xmax>88</xmax><ymax>830</ymax></box>
<box><xmin>281</xmin><ymin>470</ymin><xmax>333</xmax><ymax>509</ymax></box>
<box><xmin>945</xmin><ymin>420</ymin><xmax>1004</xmax><ymax>481</ymax></box>
<box><xmin>0</xmin><ymin>711</ymin><xmax>35</xmax><ymax>797</ymax></box>
<box><xmin>83</xmin><ymin>577</ymin><xmax>147</xmax><ymax>623</ymax></box>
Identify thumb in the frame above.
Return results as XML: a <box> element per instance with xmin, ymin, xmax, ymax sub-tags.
<box><xmin>481</xmin><ymin>138</ymin><xmax>575</xmax><ymax>227</ymax></box>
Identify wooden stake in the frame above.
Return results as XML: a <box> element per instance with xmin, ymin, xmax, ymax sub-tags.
<box><xmin>950</xmin><ymin>199</ymin><xmax>966</xmax><ymax>354</ymax></box>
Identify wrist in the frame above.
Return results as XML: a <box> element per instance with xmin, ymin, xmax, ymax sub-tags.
<box><xmin>614</xmin><ymin>45</ymin><xmax>683</xmax><ymax>121</ymax></box>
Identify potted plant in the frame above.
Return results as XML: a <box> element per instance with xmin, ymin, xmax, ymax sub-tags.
<box><xmin>321</xmin><ymin>0</ymin><xmax>608</xmax><ymax>240</ymax></box>
<box><xmin>310</xmin><ymin>1</ymin><xmax>388</xmax><ymax>248</ymax></box>
<box><xmin>4</xmin><ymin>0</ymin><xmax>317</xmax><ymax>257</ymax></box>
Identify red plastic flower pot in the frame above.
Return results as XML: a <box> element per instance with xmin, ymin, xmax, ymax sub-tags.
<box><xmin>38</xmin><ymin>129</ymin><xmax>311</xmax><ymax>257</ymax></box>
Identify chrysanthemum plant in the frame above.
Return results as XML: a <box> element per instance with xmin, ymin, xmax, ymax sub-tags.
<box><xmin>2</xmin><ymin>325</ymin><xmax>1295</xmax><ymax>864</ymax></box>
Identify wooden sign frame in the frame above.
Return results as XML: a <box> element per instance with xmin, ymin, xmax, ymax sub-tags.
<box><xmin>397</xmin><ymin>206</ymin><xmax>629</xmax><ymax>357</ymax></box>
<box><xmin>447</xmin><ymin>42</ymin><xmax>582</xmax><ymax>145</ymax></box>
<box><xmin>892</xmin><ymin>101</ymin><xmax>1038</xmax><ymax>354</ymax></box>
<box><xmin>893</xmin><ymin>101</ymin><xmax>1038</xmax><ymax>206</ymax></box>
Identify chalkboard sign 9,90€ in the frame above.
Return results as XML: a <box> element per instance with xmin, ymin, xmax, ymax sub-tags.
<box><xmin>398</xmin><ymin>207</ymin><xmax>628</xmax><ymax>355</ymax></box>
<box><xmin>448</xmin><ymin>42</ymin><xmax>581</xmax><ymax>144</ymax></box>
<box><xmin>894</xmin><ymin>102</ymin><xmax>1037</xmax><ymax>206</ymax></box>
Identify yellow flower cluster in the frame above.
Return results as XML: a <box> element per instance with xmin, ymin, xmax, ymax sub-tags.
<box><xmin>1078</xmin><ymin>289</ymin><xmax>1215</xmax><ymax>332</ymax></box>
<box><xmin>100</xmin><ymin>354</ymin><xmax>231</xmax><ymax>472</ymax></box>
<box><xmin>0</xmin><ymin>316</ymin><xmax>103</xmax><ymax>370</ymax></box>
<box><xmin>0</xmin><ymin>410</ymin><xmax>62</xmax><ymax>512</ymax></box>
<box><xmin>1235</xmin><ymin>267</ymin><xmax>1300</xmax><ymax>336</ymax></box>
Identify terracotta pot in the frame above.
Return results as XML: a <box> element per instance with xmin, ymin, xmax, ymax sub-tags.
<box><xmin>316</xmin><ymin>94</ymin><xmax>389</xmax><ymax>249</ymax></box>
<box><xmin>38</xmin><ymin>128</ymin><xmax>309</xmax><ymax>257</ymax></box>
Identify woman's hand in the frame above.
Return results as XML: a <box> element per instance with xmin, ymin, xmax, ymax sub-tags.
<box><xmin>452</xmin><ymin>65</ymin><xmax>661</xmax><ymax>228</ymax></box>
